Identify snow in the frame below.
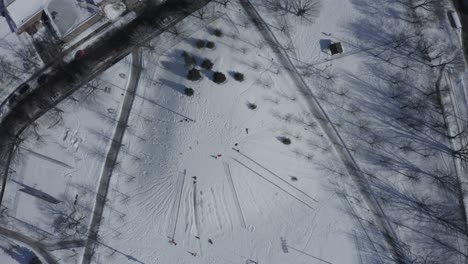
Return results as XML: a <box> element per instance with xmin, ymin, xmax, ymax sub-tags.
<box><xmin>1</xmin><ymin>0</ymin><xmax>466</xmax><ymax>263</ymax></box>
<box><xmin>46</xmin><ymin>0</ymin><xmax>98</xmax><ymax>37</ymax></box>
<box><xmin>103</xmin><ymin>2</ymin><xmax>126</xmax><ymax>21</ymax></box>
<box><xmin>92</xmin><ymin>3</ymin><xmax>359</xmax><ymax>263</ymax></box>
<box><xmin>6</xmin><ymin>0</ymin><xmax>98</xmax><ymax>36</ymax></box>
<box><xmin>7</xmin><ymin>0</ymin><xmax>46</xmax><ymax>27</ymax></box>
<box><xmin>3</xmin><ymin>56</ymin><xmax>132</xmax><ymax>250</ymax></box>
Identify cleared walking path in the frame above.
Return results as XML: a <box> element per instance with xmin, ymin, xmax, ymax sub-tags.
<box><xmin>81</xmin><ymin>49</ymin><xmax>143</xmax><ymax>264</ymax></box>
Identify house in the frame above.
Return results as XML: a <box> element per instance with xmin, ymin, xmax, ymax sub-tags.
<box><xmin>6</xmin><ymin>0</ymin><xmax>105</xmax><ymax>40</ymax></box>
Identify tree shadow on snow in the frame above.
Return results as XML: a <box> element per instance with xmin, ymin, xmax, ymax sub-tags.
<box><xmin>159</xmin><ymin>78</ymin><xmax>185</xmax><ymax>94</ymax></box>
<box><xmin>160</xmin><ymin>60</ymin><xmax>187</xmax><ymax>79</ymax></box>
<box><xmin>0</xmin><ymin>245</ymin><xmax>35</xmax><ymax>263</ymax></box>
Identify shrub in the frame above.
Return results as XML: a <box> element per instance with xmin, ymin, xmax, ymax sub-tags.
<box><xmin>184</xmin><ymin>87</ymin><xmax>194</xmax><ymax>96</ymax></box>
<box><xmin>247</xmin><ymin>103</ymin><xmax>257</xmax><ymax>110</ymax></box>
<box><xmin>187</xmin><ymin>68</ymin><xmax>202</xmax><ymax>81</ymax></box>
<box><xmin>201</xmin><ymin>59</ymin><xmax>214</xmax><ymax>70</ymax></box>
<box><xmin>214</xmin><ymin>28</ymin><xmax>223</xmax><ymax>37</ymax></box>
<box><xmin>196</xmin><ymin>39</ymin><xmax>205</xmax><ymax>49</ymax></box>
<box><xmin>182</xmin><ymin>51</ymin><xmax>196</xmax><ymax>66</ymax></box>
<box><xmin>233</xmin><ymin>72</ymin><xmax>244</xmax><ymax>82</ymax></box>
<box><xmin>212</xmin><ymin>72</ymin><xmax>227</xmax><ymax>84</ymax></box>
<box><xmin>279</xmin><ymin>137</ymin><xmax>291</xmax><ymax>145</ymax></box>
<box><xmin>206</xmin><ymin>41</ymin><xmax>215</xmax><ymax>49</ymax></box>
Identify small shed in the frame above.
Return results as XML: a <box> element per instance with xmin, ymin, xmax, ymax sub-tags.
<box><xmin>329</xmin><ymin>42</ymin><xmax>343</xmax><ymax>55</ymax></box>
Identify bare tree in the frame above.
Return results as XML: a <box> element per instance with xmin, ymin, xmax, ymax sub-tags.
<box><xmin>265</xmin><ymin>0</ymin><xmax>321</xmax><ymax>21</ymax></box>
<box><xmin>131</xmin><ymin>25</ymin><xmax>158</xmax><ymax>52</ymax></box>
<box><xmin>214</xmin><ymin>0</ymin><xmax>230</xmax><ymax>7</ymax></box>
<box><xmin>80</xmin><ymin>79</ymin><xmax>104</xmax><ymax>102</ymax></box>
<box><xmin>193</xmin><ymin>6</ymin><xmax>212</xmax><ymax>20</ymax></box>
<box><xmin>0</xmin><ymin>41</ymin><xmax>41</xmax><ymax>71</ymax></box>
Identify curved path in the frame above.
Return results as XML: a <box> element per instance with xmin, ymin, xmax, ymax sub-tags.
<box><xmin>0</xmin><ymin>226</ymin><xmax>58</xmax><ymax>264</ymax></box>
<box><xmin>81</xmin><ymin>49</ymin><xmax>142</xmax><ymax>264</ymax></box>
<box><xmin>239</xmin><ymin>1</ymin><xmax>408</xmax><ymax>263</ymax></box>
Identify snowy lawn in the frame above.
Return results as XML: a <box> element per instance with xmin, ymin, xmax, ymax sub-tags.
<box><xmin>1</xmin><ymin>56</ymin><xmax>132</xmax><ymax>254</ymax></box>
<box><xmin>93</xmin><ymin>3</ymin><xmax>360</xmax><ymax>264</ymax></box>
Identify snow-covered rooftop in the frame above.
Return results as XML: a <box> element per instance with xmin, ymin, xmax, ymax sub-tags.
<box><xmin>7</xmin><ymin>0</ymin><xmax>47</xmax><ymax>27</ymax></box>
<box><xmin>7</xmin><ymin>0</ymin><xmax>98</xmax><ymax>36</ymax></box>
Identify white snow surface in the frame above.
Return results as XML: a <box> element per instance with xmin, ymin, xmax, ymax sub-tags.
<box><xmin>7</xmin><ymin>0</ymin><xmax>47</xmax><ymax>27</ymax></box>
<box><xmin>3</xmin><ymin>56</ymin><xmax>132</xmax><ymax>257</ymax></box>
<box><xmin>93</xmin><ymin>2</ymin><xmax>358</xmax><ymax>264</ymax></box>
<box><xmin>103</xmin><ymin>3</ymin><xmax>127</xmax><ymax>21</ymax></box>
<box><xmin>3</xmin><ymin>0</ymin><xmax>463</xmax><ymax>262</ymax></box>
<box><xmin>7</xmin><ymin>0</ymin><xmax>97</xmax><ymax>36</ymax></box>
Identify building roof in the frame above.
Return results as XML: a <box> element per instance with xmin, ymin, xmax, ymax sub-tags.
<box><xmin>329</xmin><ymin>42</ymin><xmax>343</xmax><ymax>55</ymax></box>
<box><xmin>7</xmin><ymin>0</ymin><xmax>47</xmax><ymax>28</ymax></box>
<box><xmin>7</xmin><ymin>0</ymin><xmax>99</xmax><ymax>37</ymax></box>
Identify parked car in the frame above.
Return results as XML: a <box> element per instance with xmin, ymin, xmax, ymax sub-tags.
<box><xmin>75</xmin><ymin>49</ymin><xmax>86</xmax><ymax>60</ymax></box>
<box><xmin>8</xmin><ymin>94</ymin><xmax>17</xmax><ymax>104</ymax></box>
<box><xmin>37</xmin><ymin>74</ymin><xmax>49</xmax><ymax>85</ymax></box>
<box><xmin>18</xmin><ymin>83</ymin><xmax>30</xmax><ymax>94</ymax></box>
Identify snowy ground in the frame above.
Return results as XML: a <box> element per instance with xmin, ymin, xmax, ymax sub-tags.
<box><xmin>250</xmin><ymin>0</ymin><xmax>468</xmax><ymax>262</ymax></box>
<box><xmin>91</xmin><ymin>3</ymin><xmax>360</xmax><ymax>264</ymax></box>
<box><xmin>1</xmin><ymin>56</ymin><xmax>132</xmax><ymax>262</ymax></box>
<box><xmin>1</xmin><ymin>0</ymin><xmax>466</xmax><ymax>263</ymax></box>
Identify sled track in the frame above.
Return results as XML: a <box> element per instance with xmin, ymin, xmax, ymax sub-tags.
<box><xmin>222</xmin><ymin>161</ymin><xmax>246</xmax><ymax>228</ymax></box>
<box><xmin>171</xmin><ymin>169</ymin><xmax>187</xmax><ymax>239</ymax></box>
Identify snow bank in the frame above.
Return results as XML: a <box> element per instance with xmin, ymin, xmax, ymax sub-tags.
<box><xmin>104</xmin><ymin>2</ymin><xmax>127</xmax><ymax>21</ymax></box>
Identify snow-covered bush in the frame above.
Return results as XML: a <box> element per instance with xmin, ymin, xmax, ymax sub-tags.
<box><xmin>196</xmin><ymin>40</ymin><xmax>206</xmax><ymax>49</ymax></box>
<box><xmin>212</xmin><ymin>72</ymin><xmax>227</xmax><ymax>84</ymax></box>
<box><xmin>182</xmin><ymin>51</ymin><xmax>196</xmax><ymax>66</ymax></box>
<box><xmin>214</xmin><ymin>28</ymin><xmax>223</xmax><ymax>37</ymax></box>
<box><xmin>184</xmin><ymin>87</ymin><xmax>194</xmax><ymax>96</ymax></box>
<box><xmin>247</xmin><ymin>102</ymin><xmax>257</xmax><ymax>110</ymax></box>
<box><xmin>187</xmin><ymin>68</ymin><xmax>202</xmax><ymax>81</ymax></box>
<box><xmin>233</xmin><ymin>72</ymin><xmax>244</xmax><ymax>82</ymax></box>
<box><xmin>201</xmin><ymin>59</ymin><xmax>214</xmax><ymax>70</ymax></box>
<box><xmin>278</xmin><ymin>136</ymin><xmax>291</xmax><ymax>145</ymax></box>
<box><xmin>206</xmin><ymin>41</ymin><xmax>215</xmax><ymax>49</ymax></box>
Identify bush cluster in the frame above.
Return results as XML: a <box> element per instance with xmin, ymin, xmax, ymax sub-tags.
<box><xmin>187</xmin><ymin>68</ymin><xmax>202</xmax><ymax>81</ymax></box>
<box><xmin>213</xmin><ymin>72</ymin><xmax>227</xmax><ymax>84</ymax></box>
<box><xmin>201</xmin><ymin>59</ymin><xmax>214</xmax><ymax>70</ymax></box>
<box><xmin>233</xmin><ymin>72</ymin><xmax>244</xmax><ymax>82</ymax></box>
<box><xmin>184</xmin><ymin>87</ymin><xmax>194</xmax><ymax>96</ymax></box>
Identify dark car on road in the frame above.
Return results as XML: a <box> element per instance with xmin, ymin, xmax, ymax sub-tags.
<box><xmin>18</xmin><ymin>83</ymin><xmax>30</xmax><ymax>94</ymax></box>
<box><xmin>37</xmin><ymin>74</ymin><xmax>49</xmax><ymax>85</ymax></box>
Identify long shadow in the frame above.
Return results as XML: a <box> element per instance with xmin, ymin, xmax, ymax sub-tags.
<box><xmin>159</xmin><ymin>78</ymin><xmax>186</xmax><ymax>94</ymax></box>
<box><xmin>159</xmin><ymin>60</ymin><xmax>187</xmax><ymax>79</ymax></box>
<box><xmin>11</xmin><ymin>179</ymin><xmax>61</xmax><ymax>204</ymax></box>
<box><xmin>0</xmin><ymin>245</ymin><xmax>34</xmax><ymax>264</ymax></box>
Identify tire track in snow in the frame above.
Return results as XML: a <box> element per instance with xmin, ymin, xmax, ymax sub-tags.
<box><xmin>233</xmin><ymin>148</ymin><xmax>318</xmax><ymax>203</ymax></box>
<box><xmin>192</xmin><ymin>179</ymin><xmax>202</xmax><ymax>256</ymax></box>
<box><xmin>171</xmin><ymin>169</ymin><xmax>186</xmax><ymax>240</ymax></box>
<box><xmin>232</xmin><ymin>158</ymin><xmax>315</xmax><ymax>211</ymax></box>
<box><xmin>222</xmin><ymin>161</ymin><xmax>246</xmax><ymax>228</ymax></box>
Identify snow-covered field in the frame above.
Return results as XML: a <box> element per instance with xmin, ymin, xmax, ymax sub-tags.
<box><xmin>1</xmin><ymin>56</ymin><xmax>132</xmax><ymax>262</ymax></box>
<box><xmin>1</xmin><ymin>0</ymin><xmax>467</xmax><ymax>263</ymax></box>
<box><xmin>89</xmin><ymin>2</ymin><xmax>362</xmax><ymax>264</ymax></box>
